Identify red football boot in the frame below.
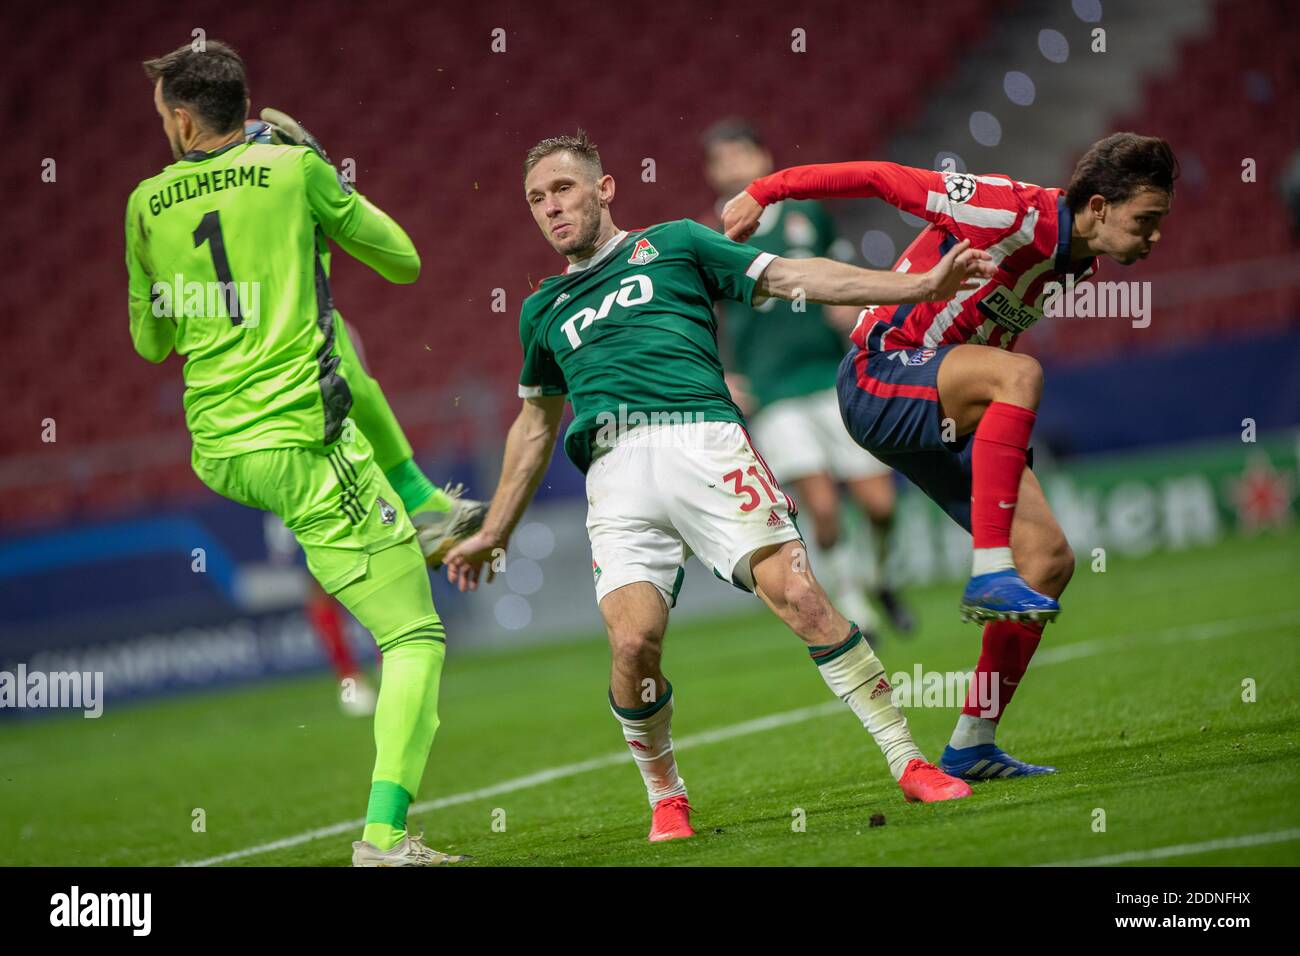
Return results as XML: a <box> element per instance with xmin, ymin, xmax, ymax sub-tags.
<box><xmin>898</xmin><ymin>758</ymin><xmax>973</xmax><ymax>803</ymax></box>
<box><xmin>648</xmin><ymin>795</ymin><xmax>696</xmax><ymax>842</ymax></box>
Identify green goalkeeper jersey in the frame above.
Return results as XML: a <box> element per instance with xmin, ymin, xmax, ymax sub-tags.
<box><xmin>722</xmin><ymin>199</ymin><xmax>848</xmax><ymax>410</ymax></box>
<box><xmin>518</xmin><ymin>219</ymin><xmax>774</xmax><ymax>472</ymax></box>
<box><xmin>125</xmin><ymin>139</ymin><xmax>418</xmax><ymax>458</ymax></box>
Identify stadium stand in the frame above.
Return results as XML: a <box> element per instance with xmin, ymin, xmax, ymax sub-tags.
<box><xmin>1</xmin><ymin>0</ymin><xmax>1295</xmax><ymax>528</ymax></box>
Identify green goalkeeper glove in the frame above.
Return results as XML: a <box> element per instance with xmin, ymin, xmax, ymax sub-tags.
<box><xmin>246</xmin><ymin>108</ymin><xmax>353</xmax><ymax>193</ymax></box>
<box><xmin>245</xmin><ymin>108</ymin><xmax>332</xmax><ymax>163</ymax></box>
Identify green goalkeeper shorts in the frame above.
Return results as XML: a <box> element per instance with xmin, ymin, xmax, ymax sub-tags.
<box><xmin>192</xmin><ymin>428</ymin><xmax>420</xmax><ymax>595</ymax></box>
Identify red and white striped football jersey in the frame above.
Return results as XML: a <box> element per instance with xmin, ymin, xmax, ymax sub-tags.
<box><xmin>746</xmin><ymin>162</ymin><xmax>1099</xmax><ymax>352</ymax></box>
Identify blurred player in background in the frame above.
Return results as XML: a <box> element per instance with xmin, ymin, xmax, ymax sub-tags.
<box><xmin>446</xmin><ymin>132</ymin><xmax>997</xmax><ymax>841</ymax></box>
<box><xmin>724</xmin><ymin>133</ymin><xmax>1177</xmax><ymax>780</ymax></box>
<box><xmin>127</xmin><ymin>41</ymin><xmax>469</xmax><ymax>866</ymax></box>
<box><xmin>702</xmin><ymin>119</ymin><xmax>915</xmax><ymax>640</ymax></box>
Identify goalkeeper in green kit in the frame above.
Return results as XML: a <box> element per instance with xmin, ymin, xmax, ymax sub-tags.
<box><xmin>126</xmin><ymin>40</ymin><xmax>472</xmax><ymax>866</ymax></box>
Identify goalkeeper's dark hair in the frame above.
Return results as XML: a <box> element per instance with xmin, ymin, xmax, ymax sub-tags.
<box><xmin>1066</xmin><ymin>133</ymin><xmax>1179</xmax><ymax>213</ymax></box>
<box><xmin>700</xmin><ymin>117</ymin><xmax>766</xmax><ymax>153</ymax></box>
<box><xmin>523</xmin><ymin>130</ymin><xmax>602</xmax><ymax>181</ymax></box>
<box><xmin>143</xmin><ymin>40</ymin><xmax>247</xmax><ymax>135</ymax></box>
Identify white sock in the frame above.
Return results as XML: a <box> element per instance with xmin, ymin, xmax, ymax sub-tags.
<box><xmin>611</xmin><ymin>687</ymin><xmax>687</xmax><ymax>807</ymax></box>
<box><xmin>971</xmin><ymin>546</ymin><xmax>1015</xmax><ymax>577</ymax></box>
<box><xmin>811</xmin><ymin>625</ymin><xmax>923</xmax><ymax>780</ymax></box>
<box><xmin>949</xmin><ymin>713</ymin><xmax>997</xmax><ymax>749</ymax></box>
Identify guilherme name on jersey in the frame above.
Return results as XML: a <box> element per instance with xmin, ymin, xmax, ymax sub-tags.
<box><xmin>145</xmin><ymin>164</ymin><xmax>272</xmax><ymax>216</ymax></box>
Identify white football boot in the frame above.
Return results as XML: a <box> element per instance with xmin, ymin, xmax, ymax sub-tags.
<box><xmin>351</xmin><ymin>833</ymin><xmax>473</xmax><ymax>867</ymax></box>
<box><xmin>412</xmin><ymin>482</ymin><xmax>487</xmax><ymax>569</ymax></box>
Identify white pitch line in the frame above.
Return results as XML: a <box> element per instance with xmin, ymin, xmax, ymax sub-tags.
<box><xmin>1031</xmin><ymin>608</ymin><xmax>1300</xmax><ymax>666</ymax></box>
<box><xmin>180</xmin><ymin>701</ymin><xmax>841</xmax><ymax>866</ymax></box>
<box><xmin>1037</xmin><ymin>828</ymin><xmax>1300</xmax><ymax>867</ymax></box>
<box><xmin>178</xmin><ymin>608</ymin><xmax>1300</xmax><ymax>867</ymax></box>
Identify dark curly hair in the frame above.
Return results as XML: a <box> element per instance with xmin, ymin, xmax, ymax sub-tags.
<box><xmin>1066</xmin><ymin>133</ymin><xmax>1179</xmax><ymax>213</ymax></box>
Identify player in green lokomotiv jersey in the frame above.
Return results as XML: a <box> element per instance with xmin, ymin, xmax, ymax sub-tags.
<box><xmin>447</xmin><ymin>132</ymin><xmax>998</xmax><ymax>841</ymax></box>
<box><xmin>126</xmin><ymin>41</ymin><xmax>468</xmax><ymax>866</ymax></box>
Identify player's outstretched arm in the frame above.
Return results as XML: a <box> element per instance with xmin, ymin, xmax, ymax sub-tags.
<box><xmin>444</xmin><ymin>394</ymin><xmax>566</xmax><ymax>592</ymax></box>
<box><xmin>250</xmin><ymin>108</ymin><xmax>420</xmax><ymax>283</ymax></box>
<box><xmin>723</xmin><ymin>161</ymin><xmax>1002</xmax><ymax>244</ymax></box>
<box><xmin>757</xmin><ymin>240</ymin><xmax>994</xmax><ymax>307</ymax></box>
<box><xmin>302</xmin><ymin>151</ymin><xmax>421</xmax><ymax>284</ymax></box>
<box><xmin>331</xmin><ymin>195</ymin><xmax>421</xmax><ymax>284</ymax></box>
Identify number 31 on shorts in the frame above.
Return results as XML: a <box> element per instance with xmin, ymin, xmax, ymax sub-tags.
<box><xmin>723</xmin><ymin>465</ymin><xmax>779</xmax><ymax>512</ymax></box>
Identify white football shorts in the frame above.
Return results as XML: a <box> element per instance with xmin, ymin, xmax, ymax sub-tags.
<box><xmin>585</xmin><ymin>420</ymin><xmax>803</xmax><ymax>609</ymax></box>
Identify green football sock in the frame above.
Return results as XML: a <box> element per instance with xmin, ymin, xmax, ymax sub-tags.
<box><xmin>363</xmin><ymin>780</ymin><xmax>412</xmax><ymax>850</ymax></box>
<box><xmin>384</xmin><ymin>458</ymin><xmax>451</xmax><ymax>514</ymax></box>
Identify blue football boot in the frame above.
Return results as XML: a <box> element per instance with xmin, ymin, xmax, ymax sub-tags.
<box><xmin>960</xmin><ymin>569</ymin><xmax>1060</xmax><ymax>624</ymax></box>
<box><xmin>940</xmin><ymin>743</ymin><xmax>1057</xmax><ymax>780</ymax></box>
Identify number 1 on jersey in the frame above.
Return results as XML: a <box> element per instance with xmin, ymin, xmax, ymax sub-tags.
<box><xmin>193</xmin><ymin>210</ymin><xmax>243</xmax><ymax>325</ymax></box>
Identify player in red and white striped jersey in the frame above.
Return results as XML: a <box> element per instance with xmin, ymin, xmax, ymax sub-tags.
<box><xmin>723</xmin><ymin>133</ymin><xmax>1178</xmax><ymax>779</ymax></box>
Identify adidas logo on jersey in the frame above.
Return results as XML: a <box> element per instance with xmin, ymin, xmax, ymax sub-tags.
<box><xmin>627</xmin><ymin>238</ymin><xmax>659</xmax><ymax>265</ymax></box>
<box><xmin>766</xmin><ymin>509</ymin><xmax>787</xmax><ymax>528</ymax></box>
<box><xmin>552</xmin><ymin>292</ymin><xmax>570</xmax><ymax>309</ymax></box>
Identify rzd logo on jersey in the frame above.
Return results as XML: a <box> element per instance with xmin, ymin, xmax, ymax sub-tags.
<box><xmin>560</xmin><ymin>274</ymin><xmax>654</xmax><ymax>350</ymax></box>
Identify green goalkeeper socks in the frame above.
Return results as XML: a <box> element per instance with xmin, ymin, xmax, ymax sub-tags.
<box><xmin>363</xmin><ymin>780</ymin><xmax>412</xmax><ymax>850</ymax></box>
<box><xmin>384</xmin><ymin>459</ymin><xmax>451</xmax><ymax>514</ymax></box>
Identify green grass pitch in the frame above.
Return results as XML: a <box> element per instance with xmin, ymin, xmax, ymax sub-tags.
<box><xmin>2</xmin><ymin>529</ymin><xmax>1297</xmax><ymax>866</ymax></box>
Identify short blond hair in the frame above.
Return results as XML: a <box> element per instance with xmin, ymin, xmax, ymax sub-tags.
<box><xmin>523</xmin><ymin>129</ymin><xmax>602</xmax><ymax>181</ymax></box>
